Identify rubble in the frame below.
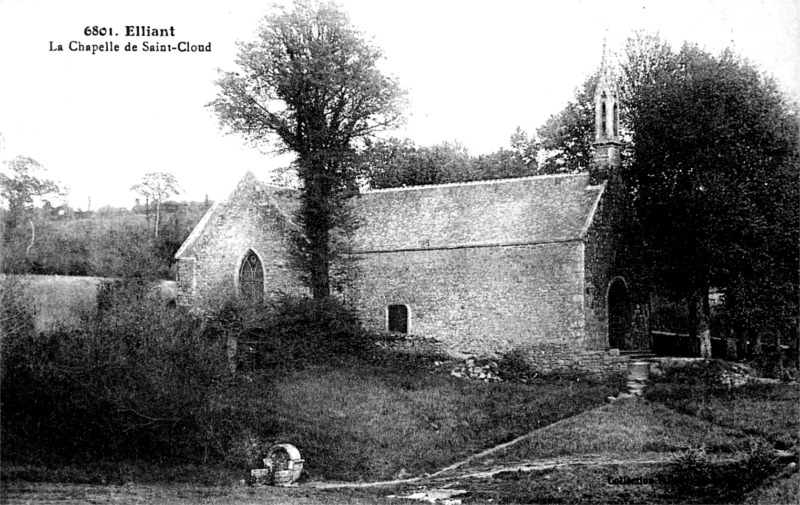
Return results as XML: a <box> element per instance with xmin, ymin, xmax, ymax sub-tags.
<box><xmin>448</xmin><ymin>358</ymin><xmax>503</xmax><ymax>382</ymax></box>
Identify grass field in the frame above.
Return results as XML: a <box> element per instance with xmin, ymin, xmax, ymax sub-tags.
<box><xmin>2</xmin><ymin>289</ymin><xmax>797</xmax><ymax>503</ymax></box>
<box><xmin>4</xmin><ymin>392</ymin><xmax>796</xmax><ymax>504</ymax></box>
<box><xmin>462</xmin><ymin>398</ymin><xmax>753</xmax><ymax>467</ymax></box>
<box><xmin>1</xmin><ymin>274</ymin><xmax>176</xmax><ymax>332</ymax></box>
<box><xmin>645</xmin><ymin>363</ymin><xmax>800</xmax><ymax>450</ymax></box>
<box><xmin>165</xmin><ymin>361</ymin><xmax>624</xmax><ymax>483</ymax></box>
<box><xmin>386</xmin><ymin>395</ymin><xmax>796</xmax><ymax>504</ymax></box>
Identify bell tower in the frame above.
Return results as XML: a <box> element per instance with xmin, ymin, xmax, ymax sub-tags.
<box><xmin>591</xmin><ymin>40</ymin><xmax>622</xmax><ymax>184</ymax></box>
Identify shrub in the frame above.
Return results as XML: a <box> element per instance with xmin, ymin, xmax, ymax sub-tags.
<box><xmin>1</xmin><ymin>286</ymin><xmax>375</xmax><ymax>467</ymax></box>
<box><xmin>212</xmin><ymin>294</ymin><xmax>372</xmax><ymax>372</ymax></box>
<box><xmin>0</xmin><ymin>279</ymin><xmax>229</xmax><ymax>464</ymax></box>
<box><xmin>0</xmin><ymin>275</ymin><xmax>36</xmax><ymax>340</ymax></box>
<box><xmin>0</xmin><ymin>276</ymin><xmax>36</xmax><ymax>385</ymax></box>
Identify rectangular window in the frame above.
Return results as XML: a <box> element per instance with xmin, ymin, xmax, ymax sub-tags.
<box><xmin>387</xmin><ymin>304</ymin><xmax>409</xmax><ymax>333</ymax></box>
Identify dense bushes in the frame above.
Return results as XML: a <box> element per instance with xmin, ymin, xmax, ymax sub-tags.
<box><xmin>0</xmin><ymin>280</ymin><xmax>375</xmax><ymax>467</ymax></box>
<box><xmin>1</xmin><ymin>279</ymin><xmax>229</xmax><ymax>464</ymax></box>
<box><xmin>233</xmin><ymin>296</ymin><xmax>372</xmax><ymax>371</ymax></box>
<box><xmin>1</xmin><ymin>284</ymin><xmax>622</xmax><ymax>482</ymax></box>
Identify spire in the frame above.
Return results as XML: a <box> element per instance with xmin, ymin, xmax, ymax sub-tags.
<box><xmin>600</xmin><ymin>35</ymin><xmax>609</xmax><ymax>77</ymax></box>
<box><xmin>591</xmin><ymin>37</ymin><xmax>622</xmax><ymax>184</ymax></box>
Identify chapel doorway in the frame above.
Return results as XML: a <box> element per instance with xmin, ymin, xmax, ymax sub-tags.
<box><xmin>607</xmin><ymin>277</ymin><xmax>632</xmax><ymax>350</ymax></box>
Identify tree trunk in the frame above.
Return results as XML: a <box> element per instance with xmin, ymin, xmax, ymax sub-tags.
<box><xmin>309</xmin><ymin>224</ymin><xmax>331</xmax><ymax>299</ymax></box>
<box><xmin>689</xmin><ymin>285</ymin><xmax>712</xmax><ymax>358</ymax></box>
<box><xmin>301</xmin><ymin>159</ymin><xmax>336</xmax><ymax>299</ymax></box>
<box><xmin>154</xmin><ymin>199</ymin><xmax>160</xmax><ymax>238</ymax></box>
<box><xmin>312</xmin><ymin>263</ymin><xmax>330</xmax><ymax>299</ymax></box>
<box><xmin>25</xmin><ymin>218</ymin><xmax>35</xmax><ymax>255</ymax></box>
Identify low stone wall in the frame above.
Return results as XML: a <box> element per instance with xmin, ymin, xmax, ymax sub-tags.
<box><xmin>375</xmin><ymin>334</ymin><xmax>629</xmax><ymax>376</ymax></box>
<box><xmin>373</xmin><ymin>333</ymin><xmax>448</xmax><ymax>356</ymax></box>
<box><xmin>517</xmin><ymin>343</ymin><xmax>630</xmax><ymax>375</ymax></box>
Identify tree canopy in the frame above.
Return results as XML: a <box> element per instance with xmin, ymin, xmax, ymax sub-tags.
<box><xmin>1</xmin><ymin>156</ymin><xmax>65</xmax><ymax>262</ymax></box>
<box><xmin>1</xmin><ymin>156</ymin><xmax>64</xmax><ymax>227</ymax></box>
<box><xmin>360</xmin><ymin>127</ymin><xmax>538</xmax><ymax>190</ymax></box>
<box><xmin>535</xmin><ymin>75</ymin><xmax>597</xmax><ymax>175</ymax></box>
<box><xmin>538</xmin><ymin>33</ymin><xmax>799</xmax><ymax>354</ymax></box>
<box><xmin>130</xmin><ymin>172</ymin><xmax>182</xmax><ymax>238</ymax></box>
<box><xmin>210</xmin><ymin>0</ymin><xmax>406</xmax><ymax>298</ymax></box>
<box><xmin>624</xmin><ymin>40</ymin><xmax>799</xmax><ymax>350</ymax></box>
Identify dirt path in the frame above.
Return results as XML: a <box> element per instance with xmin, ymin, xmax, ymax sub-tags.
<box><xmin>306</xmin><ymin>400</ymin><xmax>748</xmax><ymax>490</ymax></box>
<box><xmin>307</xmin><ymin>452</ymin><xmax>744</xmax><ymax>489</ymax></box>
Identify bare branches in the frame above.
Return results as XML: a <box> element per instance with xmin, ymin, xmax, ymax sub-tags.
<box><xmin>130</xmin><ymin>172</ymin><xmax>182</xmax><ymax>238</ymax></box>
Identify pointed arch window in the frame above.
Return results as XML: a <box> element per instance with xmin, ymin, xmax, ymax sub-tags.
<box><xmin>239</xmin><ymin>250</ymin><xmax>264</xmax><ymax>304</ymax></box>
<box><xmin>600</xmin><ymin>99</ymin><xmax>607</xmax><ymax>139</ymax></box>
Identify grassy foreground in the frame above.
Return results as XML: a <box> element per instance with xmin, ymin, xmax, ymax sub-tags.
<box><xmin>231</xmin><ymin>362</ymin><xmax>622</xmax><ymax>482</ymax></box>
<box><xmin>0</xmin><ymin>282</ymin><xmax>623</xmax><ymax>487</ymax></box>
<box><xmin>645</xmin><ymin>363</ymin><xmax>800</xmax><ymax>450</ymax></box>
<box><xmin>465</xmin><ymin>399</ymin><xmax>753</xmax><ymax>466</ymax></box>
<box><xmin>2</xmin><ymin>336</ymin><xmax>623</xmax><ymax>486</ymax></box>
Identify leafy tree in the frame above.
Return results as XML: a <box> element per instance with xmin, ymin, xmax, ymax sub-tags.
<box><xmin>360</xmin><ymin>129</ymin><xmax>538</xmax><ymax>190</ymax></box>
<box><xmin>532</xmin><ymin>33</ymin><xmax>798</xmax><ymax>359</ymax></box>
<box><xmin>474</xmin><ymin>126</ymin><xmax>538</xmax><ymax>180</ymax></box>
<box><xmin>130</xmin><ymin>172</ymin><xmax>182</xmax><ymax>238</ymax></box>
<box><xmin>360</xmin><ymin>139</ymin><xmax>473</xmax><ymax>189</ymax></box>
<box><xmin>210</xmin><ymin>0</ymin><xmax>406</xmax><ymax>298</ymax></box>
<box><xmin>536</xmin><ymin>75</ymin><xmax>597</xmax><ymax>174</ymax></box>
<box><xmin>623</xmin><ymin>41</ymin><xmax>799</xmax><ymax>357</ymax></box>
<box><xmin>1</xmin><ymin>156</ymin><xmax>65</xmax><ymax>259</ymax></box>
<box><xmin>534</xmin><ymin>33</ymin><xmax>674</xmax><ymax>174</ymax></box>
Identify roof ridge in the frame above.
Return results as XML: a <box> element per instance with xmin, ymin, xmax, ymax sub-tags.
<box><xmin>362</xmin><ymin>172</ymin><xmax>589</xmax><ymax>195</ymax></box>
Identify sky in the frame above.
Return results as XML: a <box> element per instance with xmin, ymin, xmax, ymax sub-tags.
<box><xmin>1</xmin><ymin>0</ymin><xmax>798</xmax><ymax>210</ymax></box>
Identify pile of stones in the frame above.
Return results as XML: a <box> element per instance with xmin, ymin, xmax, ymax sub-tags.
<box><xmin>446</xmin><ymin>358</ymin><xmax>503</xmax><ymax>382</ymax></box>
<box><xmin>715</xmin><ymin>362</ymin><xmax>763</xmax><ymax>387</ymax></box>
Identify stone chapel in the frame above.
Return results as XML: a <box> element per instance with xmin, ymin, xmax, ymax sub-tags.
<box><xmin>174</xmin><ymin>51</ymin><xmax>651</xmax><ymax>372</ymax></box>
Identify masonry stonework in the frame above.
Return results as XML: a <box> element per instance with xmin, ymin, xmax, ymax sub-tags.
<box><xmin>175</xmin><ymin>170</ymin><xmax>649</xmax><ymax>373</ymax></box>
<box><xmin>584</xmin><ymin>175</ymin><xmax>651</xmax><ymax>352</ymax></box>
<box><xmin>349</xmin><ymin>241</ymin><xmax>586</xmax><ymax>357</ymax></box>
<box><xmin>175</xmin><ymin>174</ymin><xmax>306</xmax><ymax>308</ymax></box>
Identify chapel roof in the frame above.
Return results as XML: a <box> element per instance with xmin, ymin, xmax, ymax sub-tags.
<box><xmin>175</xmin><ymin>171</ymin><xmax>605</xmax><ymax>259</ymax></box>
<box><xmin>351</xmin><ymin>173</ymin><xmax>604</xmax><ymax>253</ymax></box>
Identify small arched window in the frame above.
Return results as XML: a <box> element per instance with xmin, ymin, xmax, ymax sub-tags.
<box><xmin>387</xmin><ymin>304</ymin><xmax>409</xmax><ymax>333</ymax></box>
<box><xmin>239</xmin><ymin>250</ymin><xmax>264</xmax><ymax>304</ymax></box>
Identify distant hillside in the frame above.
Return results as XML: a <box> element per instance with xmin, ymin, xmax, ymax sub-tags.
<box><xmin>2</xmin><ymin>201</ymin><xmax>209</xmax><ymax>280</ymax></box>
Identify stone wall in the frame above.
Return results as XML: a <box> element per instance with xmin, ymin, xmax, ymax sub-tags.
<box><xmin>176</xmin><ymin>182</ymin><xmax>306</xmax><ymax>308</ymax></box>
<box><xmin>583</xmin><ymin>175</ymin><xmax>651</xmax><ymax>351</ymax></box>
<box><xmin>583</xmin><ymin>181</ymin><xmax>615</xmax><ymax>350</ymax></box>
<box><xmin>516</xmin><ymin>343</ymin><xmax>631</xmax><ymax>375</ymax></box>
<box><xmin>347</xmin><ymin>241</ymin><xmax>587</xmax><ymax>358</ymax></box>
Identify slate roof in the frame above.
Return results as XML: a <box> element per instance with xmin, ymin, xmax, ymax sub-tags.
<box><xmin>350</xmin><ymin>174</ymin><xmax>605</xmax><ymax>253</ymax></box>
<box><xmin>176</xmin><ymin>171</ymin><xmax>605</xmax><ymax>259</ymax></box>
